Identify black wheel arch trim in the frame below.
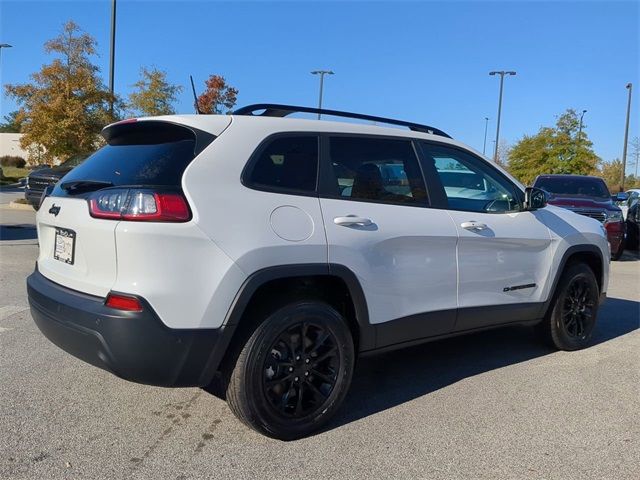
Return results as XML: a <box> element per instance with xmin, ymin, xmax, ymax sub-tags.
<box><xmin>199</xmin><ymin>263</ymin><xmax>373</xmax><ymax>386</ymax></box>
<box><xmin>540</xmin><ymin>244</ymin><xmax>606</xmax><ymax>318</ymax></box>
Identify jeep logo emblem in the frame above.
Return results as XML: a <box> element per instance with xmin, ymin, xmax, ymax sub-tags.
<box><xmin>49</xmin><ymin>204</ymin><xmax>61</xmax><ymax>216</ymax></box>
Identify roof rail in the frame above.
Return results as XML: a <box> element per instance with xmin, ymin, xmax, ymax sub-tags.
<box><xmin>232</xmin><ymin>103</ymin><xmax>451</xmax><ymax>138</ymax></box>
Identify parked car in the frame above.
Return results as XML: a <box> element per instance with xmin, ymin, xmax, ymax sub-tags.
<box><xmin>27</xmin><ymin>104</ymin><xmax>610</xmax><ymax>440</ymax></box>
<box><xmin>625</xmin><ymin>196</ymin><xmax>640</xmax><ymax>250</ymax></box>
<box><xmin>533</xmin><ymin>174</ymin><xmax>626</xmax><ymax>260</ymax></box>
<box><xmin>25</xmin><ymin>155</ymin><xmax>88</xmax><ymax>209</ymax></box>
<box><xmin>619</xmin><ymin>188</ymin><xmax>640</xmax><ymax>220</ymax></box>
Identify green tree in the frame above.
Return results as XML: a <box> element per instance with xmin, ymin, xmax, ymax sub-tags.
<box><xmin>600</xmin><ymin>158</ymin><xmax>624</xmax><ymax>192</ymax></box>
<box><xmin>196</xmin><ymin>75</ymin><xmax>238</xmax><ymax>114</ymax></box>
<box><xmin>0</xmin><ymin>111</ymin><xmax>23</xmax><ymax>133</ymax></box>
<box><xmin>507</xmin><ymin>109</ymin><xmax>600</xmax><ymax>185</ymax></box>
<box><xmin>4</xmin><ymin>21</ymin><xmax>117</xmax><ymax>163</ymax></box>
<box><xmin>128</xmin><ymin>67</ymin><xmax>183</xmax><ymax>116</ymax></box>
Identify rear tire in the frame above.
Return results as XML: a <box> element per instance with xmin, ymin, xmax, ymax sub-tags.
<box><xmin>226</xmin><ymin>301</ymin><xmax>354</xmax><ymax>440</ymax></box>
<box><xmin>540</xmin><ymin>263</ymin><xmax>600</xmax><ymax>351</ymax></box>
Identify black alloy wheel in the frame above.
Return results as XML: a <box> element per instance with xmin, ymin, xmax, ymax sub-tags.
<box><xmin>561</xmin><ymin>276</ymin><xmax>596</xmax><ymax>340</ymax></box>
<box><xmin>541</xmin><ymin>262</ymin><xmax>600</xmax><ymax>351</ymax></box>
<box><xmin>225</xmin><ymin>301</ymin><xmax>354</xmax><ymax>440</ymax></box>
<box><xmin>262</xmin><ymin>322</ymin><xmax>340</xmax><ymax>418</ymax></box>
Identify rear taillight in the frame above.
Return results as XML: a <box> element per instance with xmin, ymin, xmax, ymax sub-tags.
<box><xmin>105</xmin><ymin>293</ymin><xmax>143</xmax><ymax>312</ymax></box>
<box><xmin>88</xmin><ymin>188</ymin><xmax>190</xmax><ymax>222</ymax></box>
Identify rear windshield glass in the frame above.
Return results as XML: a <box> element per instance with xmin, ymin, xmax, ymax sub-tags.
<box><xmin>534</xmin><ymin>176</ymin><xmax>610</xmax><ymax>199</ymax></box>
<box><xmin>52</xmin><ymin>123</ymin><xmax>200</xmax><ymax>197</ymax></box>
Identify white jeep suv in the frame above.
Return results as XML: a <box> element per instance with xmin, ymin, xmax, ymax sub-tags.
<box><xmin>28</xmin><ymin>104</ymin><xmax>609</xmax><ymax>439</ymax></box>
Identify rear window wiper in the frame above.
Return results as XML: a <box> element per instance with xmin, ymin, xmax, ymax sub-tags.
<box><xmin>60</xmin><ymin>180</ymin><xmax>114</xmax><ymax>193</ymax></box>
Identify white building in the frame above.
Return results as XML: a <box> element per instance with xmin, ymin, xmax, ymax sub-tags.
<box><xmin>0</xmin><ymin>133</ymin><xmax>29</xmax><ymax>158</ymax></box>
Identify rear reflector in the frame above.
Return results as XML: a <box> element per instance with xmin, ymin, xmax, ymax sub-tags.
<box><xmin>88</xmin><ymin>188</ymin><xmax>190</xmax><ymax>222</ymax></box>
<box><xmin>105</xmin><ymin>293</ymin><xmax>143</xmax><ymax>312</ymax></box>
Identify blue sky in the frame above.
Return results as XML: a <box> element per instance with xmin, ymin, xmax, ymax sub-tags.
<box><xmin>1</xmin><ymin>1</ymin><xmax>638</xmax><ymax>168</ymax></box>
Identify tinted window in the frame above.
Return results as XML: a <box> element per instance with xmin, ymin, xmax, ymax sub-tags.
<box><xmin>327</xmin><ymin>137</ymin><xmax>428</xmax><ymax>206</ymax></box>
<box><xmin>534</xmin><ymin>176</ymin><xmax>610</xmax><ymax>199</ymax></box>
<box><xmin>247</xmin><ymin>136</ymin><xmax>318</xmax><ymax>193</ymax></box>
<box><xmin>421</xmin><ymin>143</ymin><xmax>520</xmax><ymax>213</ymax></box>
<box><xmin>52</xmin><ymin>141</ymin><xmax>196</xmax><ymax>197</ymax></box>
<box><xmin>52</xmin><ymin>122</ymin><xmax>202</xmax><ymax>197</ymax></box>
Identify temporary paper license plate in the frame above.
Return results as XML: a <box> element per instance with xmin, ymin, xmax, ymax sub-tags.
<box><xmin>54</xmin><ymin>228</ymin><xmax>76</xmax><ymax>265</ymax></box>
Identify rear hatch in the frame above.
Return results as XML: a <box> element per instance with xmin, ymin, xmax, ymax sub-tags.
<box><xmin>36</xmin><ymin>118</ymin><xmax>223</xmax><ymax>296</ymax></box>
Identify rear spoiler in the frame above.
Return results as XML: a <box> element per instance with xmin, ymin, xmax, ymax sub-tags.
<box><xmin>102</xmin><ymin>119</ymin><xmax>215</xmax><ymax>156</ymax></box>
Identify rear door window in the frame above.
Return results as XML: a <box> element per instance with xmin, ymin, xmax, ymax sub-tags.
<box><xmin>325</xmin><ymin>136</ymin><xmax>428</xmax><ymax>206</ymax></box>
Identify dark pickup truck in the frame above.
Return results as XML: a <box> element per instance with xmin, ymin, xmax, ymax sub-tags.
<box><xmin>25</xmin><ymin>155</ymin><xmax>87</xmax><ymax>209</ymax></box>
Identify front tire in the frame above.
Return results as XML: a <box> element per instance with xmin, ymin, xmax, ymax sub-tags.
<box><xmin>226</xmin><ymin>301</ymin><xmax>355</xmax><ymax>440</ymax></box>
<box><xmin>541</xmin><ymin>263</ymin><xmax>600</xmax><ymax>351</ymax></box>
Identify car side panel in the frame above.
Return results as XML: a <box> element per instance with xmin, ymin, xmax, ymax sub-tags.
<box><xmin>112</xmin><ymin>221</ymin><xmax>246</xmax><ymax>329</ymax></box>
<box><xmin>538</xmin><ymin>205</ymin><xmax>610</xmax><ymax>299</ymax></box>
<box><xmin>182</xmin><ymin>120</ymin><xmax>329</xmax><ymax>328</ymax></box>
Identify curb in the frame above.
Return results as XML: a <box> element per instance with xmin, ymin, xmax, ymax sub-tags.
<box><xmin>8</xmin><ymin>201</ymin><xmax>35</xmax><ymax>211</ymax></box>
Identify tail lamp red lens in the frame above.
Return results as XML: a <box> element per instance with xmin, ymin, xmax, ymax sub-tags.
<box><xmin>88</xmin><ymin>188</ymin><xmax>190</xmax><ymax>222</ymax></box>
<box><xmin>105</xmin><ymin>293</ymin><xmax>143</xmax><ymax>312</ymax></box>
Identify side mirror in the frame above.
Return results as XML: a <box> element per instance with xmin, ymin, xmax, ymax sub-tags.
<box><xmin>524</xmin><ymin>187</ymin><xmax>547</xmax><ymax>210</ymax></box>
<box><xmin>616</xmin><ymin>192</ymin><xmax>629</xmax><ymax>202</ymax></box>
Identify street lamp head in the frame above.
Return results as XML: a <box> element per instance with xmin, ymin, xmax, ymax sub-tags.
<box><xmin>506</xmin><ymin>71</ymin><xmax>517</xmax><ymax>76</ymax></box>
<box><xmin>582</xmin><ymin>109</ymin><xmax>587</xmax><ymax>113</ymax></box>
<box><xmin>311</xmin><ymin>70</ymin><xmax>334</xmax><ymax>75</ymax></box>
<box><xmin>626</xmin><ymin>83</ymin><xmax>632</xmax><ymax>89</ymax></box>
<box><xmin>0</xmin><ymin>44</ymin><xmax>12</xmax><ymax>48</ymax></box>
<box><xmin>489</xmin><ymin>71</ymin><xmax>498</xmax><ymax>76</ymax></box>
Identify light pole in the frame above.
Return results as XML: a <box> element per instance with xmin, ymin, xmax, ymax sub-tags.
<box><xmin>108</xmin><ymin>0</ymin><xmax>117</xmax><ymax>115</ymax></box>
<box><xmin>578</xmin><ymin>109</ymin><xmax>587</xmax><ymax>138</ymax></box>
<box><xmin>621</xmin><ymin>83</ymin><xmax>633</xmax><ymax>191</ymax></box>
<box><xmin>0</xmin><ymin>44</ymin><xmax>11</xmax><ymax>116</ymax></box>
<box><xmin>0</xmin><ymin>43</ymin><xmax>12</xmax><ymax>76</ymax></box>
<box><xmin>489</xmin><ymin>70</ymin><xmax>516</xmax><ymax>162</ymax></box>
<box><xmin>311</xmin><ymin>70</ymin><xmax>334</xmax><ymax>119</ymax></box>
<box><xmin>482</xmin><ymin>117</ymin><xmax>489</xmax><ymax>155</ymax></box>
<box><xmin>577</xmin><ymin>109</ymin><xmax>587</xmax><ymax>155</ymax></box>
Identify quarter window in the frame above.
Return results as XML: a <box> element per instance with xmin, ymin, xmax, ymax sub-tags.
<box><xmin>327</xmin><ymin>136</ymin><xmax>428</xmax><ymax>206</ymax></box>
<box><xmin>420</xmin><ymin>143</ymin><xmax>521</xmax><ymax>213</ymax></box>
<box><xmin>247</xmin><ymin>136</ymin><xmax>319</xmax><ymax>193</ymax></box>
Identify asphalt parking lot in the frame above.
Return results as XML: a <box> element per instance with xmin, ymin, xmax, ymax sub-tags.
<box><xmin>1</xmin><ymin>201</ymin><xmax>638</xmax><ymax>480</ymax></box>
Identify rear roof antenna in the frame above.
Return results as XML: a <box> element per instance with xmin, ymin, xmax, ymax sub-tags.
<box><xmin>190</xmin><ymin>75</ymin><xmax>202</xmax><ymax>114</ymax></box>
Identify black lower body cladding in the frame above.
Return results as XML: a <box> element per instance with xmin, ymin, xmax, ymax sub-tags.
<box><xmin>27</xmin><ymin>270</ymin><xmax>224</xmax><ymax>387</ymax></box>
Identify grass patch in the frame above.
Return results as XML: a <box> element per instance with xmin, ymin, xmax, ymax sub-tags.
<box><xmin>0</xmin><ymin>166</ymin><xmax>29</xmax><ymax>185</ymax></box>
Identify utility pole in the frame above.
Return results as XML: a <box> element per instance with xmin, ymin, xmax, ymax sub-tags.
<box><xmin>108</xmin><ymin>0</ymin><xmax>117</xmax><ymax>115</ymax></box>
<box><xmin>621</xmin><ymin>83</ymin><xmax>633</xmax><ymax>191</ymax></box>
<box><xmin>489</xmin><ymin>70</ymin><xmax>516</xmax><ymax>162</ymax></box>
<box><xmin>482</xmin><ymin>117</ymin><xmax>489</xmax><ymax>155</ymax></box>
<box><xmin>311</xmin><ymin>70</ymin><xmax>334</xmax><ymax>119</ymax></box>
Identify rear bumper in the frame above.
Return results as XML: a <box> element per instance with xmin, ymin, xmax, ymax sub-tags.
<box><xmin>27</xmin><ymin>270</ymin><xmax>228</xmax><ymax>387</ymax></box>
